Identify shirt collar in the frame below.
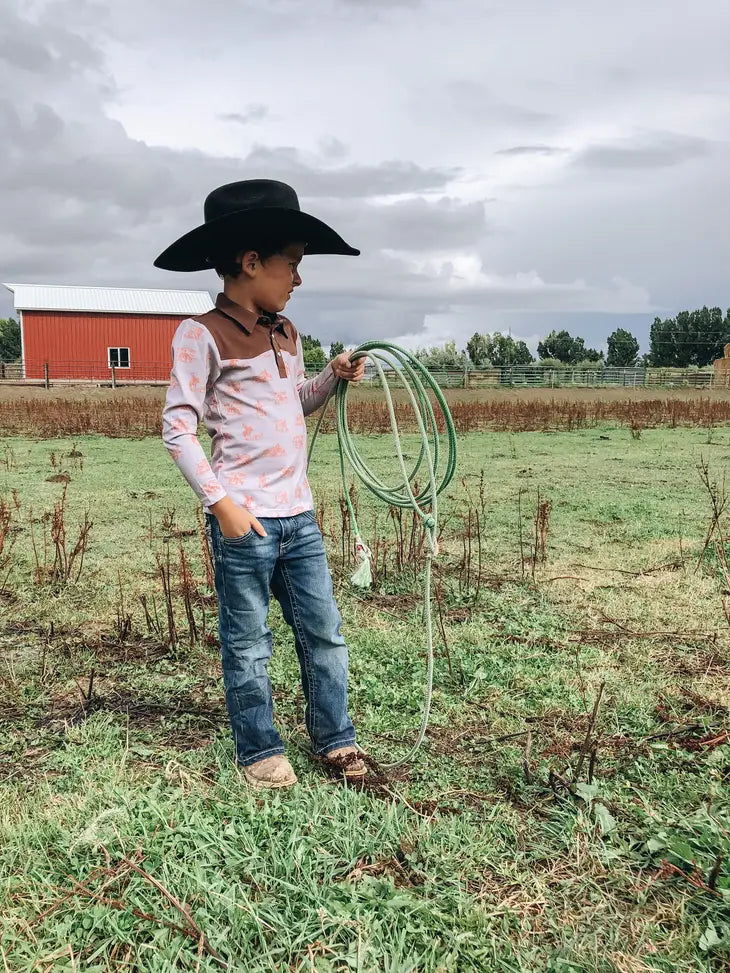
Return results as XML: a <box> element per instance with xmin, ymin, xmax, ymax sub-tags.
<box><xmin>215</xmin><ymin>293</ymin><xmax>289</xmax><ymax>337</ymax></box>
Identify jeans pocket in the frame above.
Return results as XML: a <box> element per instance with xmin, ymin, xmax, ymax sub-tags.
<box><xmin>302</xmin><ymin>509</ymin><xmax>318</xmax><ymax>522</ymax></box>
<box><xmin>220</xmin><ymin>528</ymin><xmax>254</xmax><ymax>546</ymax></box>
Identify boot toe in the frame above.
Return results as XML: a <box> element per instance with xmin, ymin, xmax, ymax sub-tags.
<box><xmin>241</xmin><ymin>755</ymin><xmax>298</xmax><ymax>789</ymax></box>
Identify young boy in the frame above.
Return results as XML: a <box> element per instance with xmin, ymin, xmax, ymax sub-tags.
<box><xmin>155</xmin><ymin>179</ymin><xmax>365</xmax><ymax>789</ymax></box>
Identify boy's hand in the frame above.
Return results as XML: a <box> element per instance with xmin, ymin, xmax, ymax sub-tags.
<box><xmin>209</xmin><ymin>496</ymin><xmax>267</xmax><ymax>538</ymax></box>
<box><xmin>331</xmin><ymin>352</ymin><xmax>366</xmax><ymax>383</ymax></box>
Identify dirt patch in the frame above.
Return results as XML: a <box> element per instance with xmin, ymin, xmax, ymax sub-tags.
<box><xmin>0</xmin><ymin>742</ymin><xmax>64</xmax><ymax>783</ymax></box>
<box><xmin>353</xmin><ymin>591</ymin><xmax>421</xmax><ymax>612</ymax></box>
<box><xmin>658</xmin><ymin>687</ymin><xmax>728</xmax><ymax>719</ymax></box>
<box><xmin>341</xmin><ymin>840</ymin><xmax>428</xmax><ymax>887</ymax></box>
<box><xmin>36</xmin><ymin>685</ymin><xmax>227</xmax><ymax>736</ymax></box>
<box><xmin>85</xmin><ymin>635</ymin><xmax>172</xmax><ymax>666</ymax></box>
<box><xmin>666</xmin><ymin>649</ymin><xmax>730</xmax><ymax>677</ymax></box>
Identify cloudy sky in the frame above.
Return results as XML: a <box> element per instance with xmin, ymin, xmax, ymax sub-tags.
<box><xmin>1</xmin><ymin>0</ymin><xmax>729</xmax><ymax>354</ymax></box>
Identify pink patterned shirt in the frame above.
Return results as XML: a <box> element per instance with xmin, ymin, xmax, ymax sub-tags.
<box><xmin>162</xmin><ymin>292</ymin><xmax>336</xmax><ymax>517</ymax></box>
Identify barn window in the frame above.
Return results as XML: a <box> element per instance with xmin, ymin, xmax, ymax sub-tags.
<box><xmin>108</xmin><ymin>347</ymin><xmax>130</xmax><ymax>369</ymax></box>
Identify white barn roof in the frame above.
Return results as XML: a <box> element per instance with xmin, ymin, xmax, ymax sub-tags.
<box><xmin>3</xmin><ymin>283</ymin><xmax>213</xmax><ymax>316</ymax></box>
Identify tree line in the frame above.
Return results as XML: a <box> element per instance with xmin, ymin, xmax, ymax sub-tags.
<box><xmin>403</xmin><ymin>305</ymin><xmax>730</xmax><ymax>371</ymax></box>
<box><xmin>4</xmin><ymin>306</ymin><xmax>730</xmax><ymax>370</ymax></box>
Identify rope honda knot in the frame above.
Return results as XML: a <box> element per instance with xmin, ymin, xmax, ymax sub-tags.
<box><xmin>350</xmin><ymin>532</ymin><xmax>373</xmax><ymax>589</ymax></box>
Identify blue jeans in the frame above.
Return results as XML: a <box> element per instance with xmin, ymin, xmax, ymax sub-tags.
<box><xmin>205</xmin><ymin>510</ymin><xmax>356</xmax><ymax>766</ymax></box>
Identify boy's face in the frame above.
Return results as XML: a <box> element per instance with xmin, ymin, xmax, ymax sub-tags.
<box><xmin>240</xmin><ymin>241</ymin><xmax>305</xmax><ymax>314</ymax></box>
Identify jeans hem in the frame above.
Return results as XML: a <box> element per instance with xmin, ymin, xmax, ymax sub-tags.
<box><xmin>236</xmin><ymin>745</ymin><xmax>286</xmax><ymax>768</ymax></box>
<box><xmin>313</xmin><ymin>736</ymin><xmax>358</xmax><ymax>757</ymax></box>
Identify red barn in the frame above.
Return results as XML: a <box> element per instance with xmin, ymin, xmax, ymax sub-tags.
<box><xmin>3</xmin><ymin>283</ymin><xmax>213</xmax><ymax>382</ymax></box>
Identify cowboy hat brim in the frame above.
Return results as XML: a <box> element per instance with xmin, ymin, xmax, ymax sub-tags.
<box><xmin>154</xmin><ymin>207</ymin><xmax>360</xmax><ymax>271</ymax></box>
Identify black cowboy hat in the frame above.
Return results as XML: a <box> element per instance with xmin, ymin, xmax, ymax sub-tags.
<box><xmin>153</xmin><ymin>179</ymin><xmax>360</xmax><ymax>271</ymax></box>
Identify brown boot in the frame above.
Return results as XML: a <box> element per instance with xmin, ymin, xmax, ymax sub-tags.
<box><xmin>240</xmin><ymin>755</ymin><xmax>298</xmax><ymax>790</ymax></box>
<box><xmin>322</xmin><ymin>746</ymin><xmax>367</xmax><ymax>780</ymax></box>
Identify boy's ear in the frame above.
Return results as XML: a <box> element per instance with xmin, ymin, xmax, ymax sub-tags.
<box><xmin>238</xmin><ymin>249</ymin><xmax>259</xmax><ymax>278</ymax></box>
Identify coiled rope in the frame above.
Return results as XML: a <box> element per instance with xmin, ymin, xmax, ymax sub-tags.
<box><xmin>307</xmin><ymin>341</ymin><xmax>457</xmax><ymax>767</ymax></box>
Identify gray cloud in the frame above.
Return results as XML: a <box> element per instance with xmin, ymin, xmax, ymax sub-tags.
<box><xmin>575</xmin><ymin>131</ymin><xmax>714</xmax><ymax>169</ymax></box>
<box><xmin>217</xmin><ymin>104</ymin><xmax>268</xmax><ymax>125</ymax></box>
<box><xmin>239</xmin><ymin>146</ymin><xmax>458</xmax><ymax>198</ymax></box>
<box><xmin>318</xmin><ymin>136</ymin><xmax>349</xmax><ymax>161</ymax></box>
<box><xmin>496</xmin><ymin>145</ymin><xmax>566</xmax><ymax>156</ymax></box>
<box><xmin>337</xmin><ymin>0</ymin><xmax>421</xmax><ymax>6</ymax></box>
<box><xmin>0</xmin><ymin>10</ymin><xmax>103</xmax><ymax>74</ymax></box>
<box><xmin>443</xmin><ymin>81</ymin><xmax>556</xmax><ymax>127</ymax></box>
<box><xmin>320</xmin><ymin>197</ymin><xmax>490</xmax><ymax>252</ymax></box>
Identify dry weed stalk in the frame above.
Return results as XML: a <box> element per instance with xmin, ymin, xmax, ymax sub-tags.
<box><xmin>176</xmin><ymin>538</ymin><xmax>198</xmax><ymax>647</ymax></box>
<box><xmin>695</xmin><ymin>457</ymin><xmax>730</xmax><ymax>601</ymax></box>
<box><xmin>0</xmin><ymin>496</ymin><xmax>17</xmax><ymax>594</ymax></box>
<box><xmin>155</xmin><ymin>545</ymin><xmax>178</xmax><ymax>649</ymax></box>
<box><xmin>534</xmin><ymin>493</ymin><xmax>552</xmax><ymax>564</ymax></box>
<box><xmin>115</xmin><ymin>569</ymin><xmax>133</xmax><ymax>642</ymax></box>
<box><xmin>28</xmin><ymin>484</ymin><xmax>92</xmax><ymax>585</ymax></box>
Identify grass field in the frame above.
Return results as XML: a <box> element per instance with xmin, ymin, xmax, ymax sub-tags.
<box><xmin>1</xmin><ymin>411</ymin><xmax>729</xmax><ymax>971</ymax></box>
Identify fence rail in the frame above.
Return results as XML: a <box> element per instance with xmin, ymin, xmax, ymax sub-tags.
<box><xmin>0</xmin><ymin>360</ymin><xmax>725</xmax><ymax>389</ymax></box>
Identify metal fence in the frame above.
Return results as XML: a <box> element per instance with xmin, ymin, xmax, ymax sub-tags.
<box><xmin>0</xmin><ymin>359</ymin><xmax>724</xmax><ymax>389</ymax></box>
<box><xmin>356</xmin><ymin>365</ymin><xmax>721</xmax><ymax>389</ymax></box>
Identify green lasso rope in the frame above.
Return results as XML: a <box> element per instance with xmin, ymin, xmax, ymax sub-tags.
<box><xmin>307</xmin><ymin>342</ymin><xmax>458</xmax><ymax>768</ymax></box>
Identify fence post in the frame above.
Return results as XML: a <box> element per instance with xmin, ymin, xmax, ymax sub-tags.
<box><xmin>111</xmin><ymin>364</ymin><xmax>117</xmax><ymax>389</ymax></box>
<box><xmin>44</xmin><ymin>362</ymin><xmax>49</xmax><ymax>389</ymax></box>
<box><xmin>463</xmin><ymin>367</ymin><xmax>468</xmax><ymax>389</ymax></box>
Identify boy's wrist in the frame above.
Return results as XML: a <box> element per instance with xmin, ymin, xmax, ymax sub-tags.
<box><xmin>209</xmin><ymin>494</ymin><xmax>234</xmax><ymax>518</ymax></box>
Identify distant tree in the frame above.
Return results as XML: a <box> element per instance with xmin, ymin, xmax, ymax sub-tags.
<box><xmin>466</xmin><ymin>332</ymin><xmax>533</xmax><ymax>367</ymax></box>
<box><xmin>301</xmin><ymin>333</ymin><xmax>327</xmax><ymax>369</ymax></box>
<box><xmin>489</xmin><ymin>334</ymin><xmax>533</xmax><ymax>366</ymax></box>
<box><xmin>466</xmin><ymin>332</ymin><xmax>491</xmax><ymax>368</ymax></box>
<box><xmin>537</xmin><ymin>329</ymin><xmax>602</xmax><ymax>364</ymax></box>
<box><xmin>537</xmin><ymin>329</ymin><xmax>576</xmax><ymax>363</ymax></box>
<box><xmin>416</xmin><ymin>340</ymin><xmax>472</xmax><ymax>369</ymax></box>
<box><xmin>648</xmin><ymin>306</ymin><xmax>729</xmax><ymax>367</ymax></box>
<box><xmin>329</xmin><ymin>340</ymin><xmax>345</xmax><ymax>360</ymax></box>
<box><xmin>606</xmin><ymin>328</ymin><xmax>639</xmax><ymax>367</ymax></box>
<box><xmin>577</xmin><ymin>342</ymin><xmax>604</xmax><ymax>363</ymax></box>
<box><xmin>0</xmin><ymin>318</ymin><xmax>21</xmax><ymax>361</ymax></box>
<box><xmin>511</xmin><ymin>339</ymin><xmax>534</xmax><ymax>365</ymax></box>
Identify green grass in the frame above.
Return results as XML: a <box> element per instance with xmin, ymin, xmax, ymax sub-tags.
<box><xmin>1</xmin><ymin>424</ymin><xmax>729</xmax><ymax>971</ymax></box>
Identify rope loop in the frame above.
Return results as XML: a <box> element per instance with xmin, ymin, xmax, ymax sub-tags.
<box><xmin>306</xmin><ymin>342</ymin><xmax>458</xmax><ymax>767</ymax></box>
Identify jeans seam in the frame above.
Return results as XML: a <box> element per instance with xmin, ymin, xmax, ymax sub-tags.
<box><xmin>215</xmin><ymin>526</ymin><xmax>231</xmax><ymax>647</ymax></box>
<box><xmin>281</xmin><ymin>511</ymin><xmax>316</xmax><ymax>552</ymax></box>
<box><xmin>279</xmin><ymin>559</ymin><xmax>318</xmax><ymax>738</ymax></box>
<box><xmin>215</xmin><ymin>517</ymin><xmax>280</xmax><ymax>764</ymax></box>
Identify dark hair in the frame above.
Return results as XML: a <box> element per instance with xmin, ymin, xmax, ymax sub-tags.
<box><xmin>212</xmin><ymin>236</ymin><xmax>296</xmax><ymax>279</ymax></box>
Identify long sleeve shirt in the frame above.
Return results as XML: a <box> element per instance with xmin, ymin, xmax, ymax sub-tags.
<box><xmin>161</xmin><ymin>292</ymin><xmax>336</xmax><ymax>517</ymax></box>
